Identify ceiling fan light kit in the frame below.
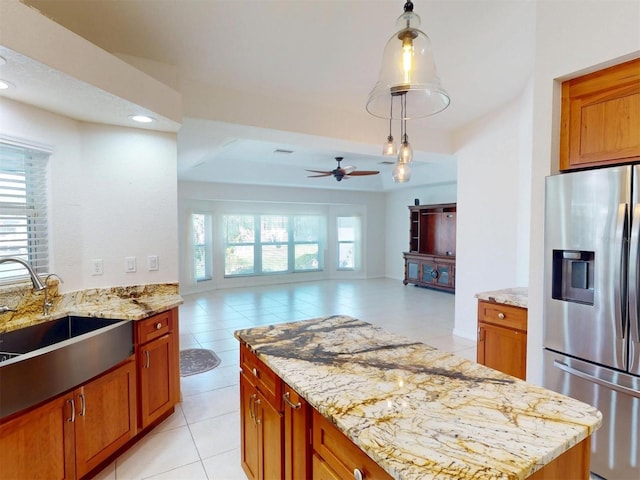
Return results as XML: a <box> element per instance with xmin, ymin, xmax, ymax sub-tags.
<box><xmin>366</xmin><ymin>0</ymin><xmax>450</xmax><ymax>183</ymax></box>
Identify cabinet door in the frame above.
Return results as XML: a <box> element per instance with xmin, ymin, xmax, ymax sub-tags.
<box><xmin>560</xmin><ymin>58</ymin><xmax>640</xmax><ymax>170</ymax></box>
<box><xmin>138</xmin><ymin>333</ymin><xmax>178</xmax><ymax>429</ymax></box>
<box><xmin>283</xmin><ymin>385</ymin><xmax>310</xmax><ymax>480</ymax></box>
<box><xmin>240</xmin><ymin>373</ymin><xmax>260</xmax><ymax>480</ymax></box>
<box><xmin>74</xmin><ymin>357</ymin><xmax>137</xmax><ymax>478</ymax></box>
<box><xmin>0</xmin><ymin>394</ymin><xmax>75</xmax><ymax>480</ymax></box>
<box><xmin>257</xmin><ymin>389</ymin><xmax>283</xmax><ymax>480</ymax></box>
<box><xmin>477</xmin><ymin>323</ymin><xmax>527</xmax><ymax>380</ymax></box>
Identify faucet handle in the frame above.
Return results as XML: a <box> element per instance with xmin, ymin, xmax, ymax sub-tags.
<box><xmin>0</xmin><ymin>305</ymin><xmax>18</xmax><ymax>314</ymax></box>
<box><xmin>45</xmin><ymin>273</ymin><xmax>64</xmax><ymax>285</ymax></box>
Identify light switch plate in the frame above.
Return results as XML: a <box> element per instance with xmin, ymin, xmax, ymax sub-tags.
<box><xmin>125</xmin><ymin>256</ymin><xmax>137</xmax><ymax>273</ymax></box>
<box><xmin>147</xmin><ymin>255</ymin><xmax>159</xmax><ymax>271</ymax></box>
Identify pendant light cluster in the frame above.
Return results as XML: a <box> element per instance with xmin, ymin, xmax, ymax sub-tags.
<box><xmin>366</xmin><ymin>1</ymin><xmax>450</xmax><ymax>183</ymax></box>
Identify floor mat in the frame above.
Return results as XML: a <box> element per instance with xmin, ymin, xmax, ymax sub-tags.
<box><xmin>179</xmin><ymin>348</ymin><xmax>221</xmax><ymax>377</ymax></box>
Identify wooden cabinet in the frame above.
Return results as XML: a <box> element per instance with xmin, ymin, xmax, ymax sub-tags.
<box><xmin>560</xmin><ymin>58</ymin><xmax>640</xmax><ymax>171</ymax></box>
<box><xmin>136</xmin><ymin>309</ymin><xmax>180</xmax><ymax>429</ymax></box>
<box><xmin>283</xmin><ymin>383</ymin><xmax>311</xmax><ymax>480</ymax></box>
<box><xmin>74</xmin><ymin>358</ymin><xmax>137</xmax><ymax>478</ymax></box>
<box><xmin>477</xmin><ymin>300</ymin><xmax>528</xmax><ymax>380</ymax></box>
<box><xmin>0</xmin><ymin>393</ymin><xmax>76</xmax><ymax>480</ymax></box>
<box><xmin>403</xmin><ymin>203</ymin><xmax>456</xmax><ymax>292</ymax></box>
<box><xmin>0</xmin><ymin>357</ymin><xmax>136</xmax><ymax>480</ymax></box>
<box><xmin>240</xmin><ymin>344</ymin><xmax>283</xmax><ymax>480</ymax></box>
<box><xmin>312</xmin><ymin>409</ymin><xmax>392</xmax><ymax>480</ymax></box>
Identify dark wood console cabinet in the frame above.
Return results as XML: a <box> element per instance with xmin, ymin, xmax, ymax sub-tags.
<box><xmin>403</xmin><ymin>203</ymin><xmax>456</xmax><ymax>292</ymax></box>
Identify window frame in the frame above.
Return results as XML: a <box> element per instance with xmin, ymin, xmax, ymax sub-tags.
<box><xmin>223</xmin><ymin>213</ymin><xmax>324</xmax><ymax>277</ymax></box>
<box><xmin>0</xmin><ymin>138</ymin><xmax>51</xmax><ymax>284</ymax></box>
<box><xmin>192</xmin><ymin>212</ymin><xmax>213</xmax><ymax>282</ymax></box>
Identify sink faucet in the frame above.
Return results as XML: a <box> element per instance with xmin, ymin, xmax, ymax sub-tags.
<box><xmin>0</xmin><ymin>257</ymin><xmax>47</xmax><ymax>291</ymax></box>
<box><xmin>43</xmin><ymin>273</ymin><xmax>64</xmax><ymax>315</ymax></box>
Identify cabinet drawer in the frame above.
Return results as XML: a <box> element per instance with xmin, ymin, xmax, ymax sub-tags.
<box><xmin>312</xmin><ymin>410</ymin><xmax>392</xmax><ymax>480</ymax></box>
<box><xmin>240</xmin><ymin>343</ymin><xmax>282</xmax><ymax>409</ymax></box>
<box><xmin>136</xmin><ymin>310</ymin><xmax>172</xmax><ymax>344</ymax></box>
<box><xmin>477</xmin><ymin>300</ymin><xmax>527</xmax><ymax>331</ymax></box>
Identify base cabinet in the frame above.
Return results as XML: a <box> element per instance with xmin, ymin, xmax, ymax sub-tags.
<box><xmin>0</xmin><ymin>394</ymin><xmax>76</xmax><ymax>480</ymax></box>
<box><xmin>0</xmin><ymin>357</ymin><xmax>137</xmax><ymax>480</ymax></box>
<box><xmin>74</xmin><ymin>358</ymin><xmax>137</xmax><ymax>478</ymax></box>
<box><xmin>0</xmin><ymin>307</ymin><xmax>180</xmax><ymax>480</ymax></box>
<box><xmin>136</xmin><ymin>309</ymin><xmax>180</xmax><ymax>429</ymax></box>
<box><xmin>312</xmin><ymin>410</ymin><xmax>392</xmax><ymax>480</ymax></box>
<box><xmin>477</xmin><ymin>300</ymin><xmax>528</xmax><ymax>380</ymax></box>
<box><xmin>240</xmin><ymin>344</ymin><xmax>284</xmax><ymax>480</ymax></box>
<box><xmin>283</xmin><ymin>384</ymin><xmax>311</xmax><ymax>480</ymax></box>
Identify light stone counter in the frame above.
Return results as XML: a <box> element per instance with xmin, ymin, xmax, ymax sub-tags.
<box><xmin>476</xmin><ymin>287</ymin><xmax>528</xmax><ymax>308</ymax></box>
<box><xmin>235</xmin><ymin>315</ymin><xmax>601</xmax><ymax>480</ymax></box>
<box><xmin>0</xmin><ymin>282</ymin><xmax>182</xmax><ymax>333</ymax></box>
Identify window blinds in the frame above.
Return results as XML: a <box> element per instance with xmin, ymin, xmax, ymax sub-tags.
<box><xmin>0</xmin><ymin>141</ymin><xmax>50</xmax><ymax>281</ymax></box>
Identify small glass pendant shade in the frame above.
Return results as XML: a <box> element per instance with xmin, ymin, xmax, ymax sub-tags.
<box><xmin>392</xmin><ymin>161</ymin><xmax>411</xmax><ymax>183</ymax></box>
<box><xmin>366</xmin><ymin>8</ymin><xmax>450</xmax><ymax>120</ymax></box>
<box><xmin>398</xmin><ymin>134</ymin><xmax>413</xmax><ymax>163</ymax></box>
<box><xmin>383</xmin><ymin>135</ymin><xmax>397</xmax><ymax>155</ymax></box>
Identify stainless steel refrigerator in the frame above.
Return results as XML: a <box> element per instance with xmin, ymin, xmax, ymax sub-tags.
<box><xmin>544</xmin><ymin>165</ymin><xmax>640</xmax><ymax>480</ymax></box>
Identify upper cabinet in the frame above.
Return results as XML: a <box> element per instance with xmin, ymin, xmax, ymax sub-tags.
<box><xmin>560</xmin><ymin>58</ymin><xmax>640</xmax><ymax>171</ymax></box>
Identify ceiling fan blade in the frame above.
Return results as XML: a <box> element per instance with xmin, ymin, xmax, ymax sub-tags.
<box><xmin>342</xmin><ymin>165</ymin><xmax>356</xmax><ymax>174</ymax></box>
<box><xmin>348</xmin><ymin>170</ymin><xmax>380</xmax><ymax>176</ymax></box>
<box><xmin>307</xmin><ymin>173</ymin><xmax>332</xmax><ymax>177</ymax></box>
<box><xmin>306</xmin><ymin>169</ymin><xmax>332</xmax><ymax>174</ymax></box>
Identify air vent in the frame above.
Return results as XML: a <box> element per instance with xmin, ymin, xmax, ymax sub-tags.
<box><xmin>274</xmin><ymin>149</ymin><xmax>294</xmax><ymax>154</ymax></box>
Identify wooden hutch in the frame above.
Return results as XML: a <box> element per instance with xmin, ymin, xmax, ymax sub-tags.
<box><xmin>403</xmin><ymin>203</ymin><xmax>456</xmax><ymax>292</ymax></box>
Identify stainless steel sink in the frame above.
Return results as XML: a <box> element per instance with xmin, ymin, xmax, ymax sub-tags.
<box><xmin>0</xmin><ymin>316</ymin><xmax>133</xmax><ymax>418</ymax></box>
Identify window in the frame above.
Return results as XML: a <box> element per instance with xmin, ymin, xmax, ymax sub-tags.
<box><xmin>192</xmin><ymin>213</ymin><xmax>212</xmax><ymax>282</ymax></box>
<box><xmin>224</xmin><ymin>214</ymin><xmax>323</xmax><ymax>276</ymax></box>
<box><xmin>337</xmin><ymin>216</ymin><xmax>360</xmax><ymax>270</ymax></box>
<box><xmin>0</xmin><ymin>141</ymin><xmax>50</xmax><ymax>282</ymax></box>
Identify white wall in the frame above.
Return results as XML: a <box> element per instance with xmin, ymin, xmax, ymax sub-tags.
<box><xmin>178</xmin><ymin>181</ymin><xmax>386</xmax><ymax>294</ymax></box>
<box><xmin>527</xmin><ymin>0</ymin><xmax>640</xmax><ymax>385</ymax></box>
<box><xmin>453</xmin><ymin>87</ymin><xmax>533</xmax><ymax>341</ymax></box>
<box><xmin>0</xmin><ymin>98</ymin><xmax>179</xmax><ymax>293</ymax></box>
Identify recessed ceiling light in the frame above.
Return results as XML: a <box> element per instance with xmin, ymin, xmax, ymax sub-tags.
<box><xmin>129</xmin><ymin>114</ymin><xmax>155</xmax><ymax>123</ymax></box>
<box><xmin>0</xmin><ymin>80</ymin><xmax>14</xmax><ymax>90</ymax></box>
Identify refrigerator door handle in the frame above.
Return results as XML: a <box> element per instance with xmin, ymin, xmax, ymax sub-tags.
<box><xmin>553</xmin><ymin>360</ymin><xmax>640</xmax><ymax>398</ymax></box>
<box><xmin>614</xmin><ymin>203</ymin><xmax>628</xmax><ymax>340</ymax></box>
<box><xmin>630</xmin><ymin>204</ymin><xmax>640</xmax><ymax>344</ymax></box>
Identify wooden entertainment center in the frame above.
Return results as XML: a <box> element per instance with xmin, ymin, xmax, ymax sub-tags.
<box><xmin>402</xmin><ymin>203</ymin><xmax>456</xmax><ymax>292</ymax></box>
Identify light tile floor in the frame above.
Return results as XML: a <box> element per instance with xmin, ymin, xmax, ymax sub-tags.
<box><xmin>94</xmin><ymin>278</ymin><xmax>475</xmax><ymax>480</ymax></box>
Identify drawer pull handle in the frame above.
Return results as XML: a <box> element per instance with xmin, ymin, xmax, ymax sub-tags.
<box><xmin>498</xmin><ymin>312</ymin><xmax>505</xmax><ymax>319</ymax></box>
<box><xmin>156</xmin><ymin>322</ymin><xmax>162</xmax><ymax>330</ymax></box>
<box><xmin>283</xmin><ymin>391</ymin><xmax>301</xmax><ymax>409</ymax></box>
<box><xmin>79</xmin><ymin>393</ymin><xmax>86</xmax><ymax>417</ymax></box>
<box><xmin>354</xmin><ymin>468</ymin><xmax>364</xmax><ymax>480</ymax></box>
<box><xmin>66</xmin><ymin>398</ymin><xmax>75</xmax><ymax>423</ymax></box>
<box><xmin>252</xmin><ymin>367</ymin><xmax>259</xmax><ymax>377</ymax></box>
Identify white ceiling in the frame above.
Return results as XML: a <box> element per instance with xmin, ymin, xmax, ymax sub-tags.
<box><xmin>13</xmin><ymin>0</ymin><xmax>536</xmax><ymax>191</ymax></box>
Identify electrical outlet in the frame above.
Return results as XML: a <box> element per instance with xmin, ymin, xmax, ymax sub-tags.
<box><xmin>125</xmin><ymin>256</ymin><xmax>137</xmax><ymax>273</ymax></box>
<box><xmin>147</xmin><ymin>255</ymin><xmax>159</xmax><ymax>271</ymax></box>
<box><xmin>91</xmin><ymin>259</ymin><xmax>103</xmax><ymax>276</ymax></box>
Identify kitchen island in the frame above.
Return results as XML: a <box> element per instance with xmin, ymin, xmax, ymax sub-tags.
<box><xmin>235</xmin><ymin>315</ymin><xmax>602</xmax><ymax>480</ymax></box>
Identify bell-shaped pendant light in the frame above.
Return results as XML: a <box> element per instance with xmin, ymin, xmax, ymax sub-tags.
<box><xmin>366</xmin><ymin>1</ymin><xmax>450</xmax><ymax>120</ymax></box>
<box><xmin>392</xmin><ymin>161</ymin><xmax>411</xmax><ymax>183</ymax></box>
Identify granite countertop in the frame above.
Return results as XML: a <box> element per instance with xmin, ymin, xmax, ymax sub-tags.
<box><xmin>476</xmin><ymin>287</ymin><xmax>528</xmax><ymax>308</ymax></box>
<box><xmin>235</xmin><ymin>315</ymin><xmax>601</xmax><ymax>480</ymax></box>
<box><xmin>0</xmin><ymin>282</ymin><xmax>183</xmax><ymax>333</ymax></box>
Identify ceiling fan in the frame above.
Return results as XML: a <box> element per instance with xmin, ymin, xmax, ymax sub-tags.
<box><xmin>306</xmin><ymin>157</ymin><xmax>380</xmax><ymax>182</ymax></box>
